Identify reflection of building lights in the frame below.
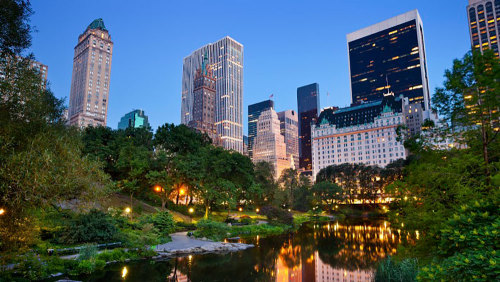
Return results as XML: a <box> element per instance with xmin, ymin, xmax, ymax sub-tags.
<box><xmin>121</xmin><ymin>266</ymin><xmax>128</xmax><ymax>278</ymax></box>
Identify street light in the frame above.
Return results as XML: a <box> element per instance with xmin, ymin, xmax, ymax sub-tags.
<box><xmin>0</xmin><ymin>208</ymin><xmax>5</xmax><ymax>215</ymax></box>
<box><xmin>125</xmin><ymin>207</ymin><xmax>131</xmax><ymax>214</ymax></box>
<box><xmin>255</xmin><ymin>208</ymin><xmax>260</xmax><ymax>213</ymax></box>
<box><xmin>188</xmin><ymin>207</ymin><xmax>194</xmax><ymax>214</ymax></box>
<box><xmin>238</xmin><ymin>207</ymin><xmax>243</xmax><ymax>212</ymax></box>
<box><xmin>154</xmin><ymin>185</ymin><xmax>162</xmax><ymax>192</ymax></box>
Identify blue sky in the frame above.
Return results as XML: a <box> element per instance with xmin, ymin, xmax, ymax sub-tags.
<box><xmin>29</xmin><ymin>0</ymin><xmax>471</xmax><ymax>132</ymax></box>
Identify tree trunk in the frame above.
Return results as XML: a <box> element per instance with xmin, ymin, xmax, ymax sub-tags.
<box><xmin>205</xmin><ymin>204</ymin><xmax>209</xmax><ymax>219</ymax></box>
<box><xmin>129</xmin><ymin>193</ymin><xmax>133</xmax><ymax>220</ymax></box>
<box><xmin>176</xmin><ymin>191</ymin><xmax>180</xmax><ymax>205</ymax></box>
<box><xmin>161</xmin><ymin>197</ymin><xmax>166</xmax><ymax>211</ymax></box>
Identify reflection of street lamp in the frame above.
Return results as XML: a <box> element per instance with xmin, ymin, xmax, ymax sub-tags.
<box><xmin>121</xmin><ymin>266</ymin><xmax>128</xmax><ymax>279</ymax></box>
<box><xmin>0</xmin><ymin>208</ymin><xmax>5</xmax><ymax>215</ymax></box>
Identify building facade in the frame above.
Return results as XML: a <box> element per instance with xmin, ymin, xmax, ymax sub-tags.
<box><xmin>311</xmin><ymin>93</ymin><xmax>407</xmax><ymax>178</ymax></box>
<box><xmin>297</xmin><ymin>83</ymin><xmax>320</xmax><ymax>172</ymax></box>
<box><xmin>467</xmin><ymin>0</ymin><xmax>500</xmax><ymax>57</ymax></box>
<box><xmin>68</xmin><ymin>19</ymin><xmax>113</xmax><ymax>128</ymax></box>
<box><xmin>187</xmin><ymin>55</ymin><xmax>220</xmax><ymax>145</ymax></box>
<box><xmin>181</xmin><ymin>36</ymin><xmax>244</xmax><ymax>152</ymax></box>
<box><xmin>347</xmin><ymin>10</ymin><xmax>431</xmax><ymax>111</ymax></box>
<box><xmin>118</xmin><ymin>109</ymin><xmax>150</xmax><ymax>130</ymax></box>
<box><xmin>277</xmin><ymin>110</ymin><xmax>299</xmax><ymax>169</ymax></box>
<box><xmin>253</xmin><ymin>108</ymin><xmax>290</xmax><ymax>179</ymax></box>
<box><xmin>248</xmin><ymin>100</ymin><xmax>274</xmax><ymax>159</ymax></box>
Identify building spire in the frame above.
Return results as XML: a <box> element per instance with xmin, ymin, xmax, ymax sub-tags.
<box><xmin>202</xmin><ymin>52</ymin><xmax>209</xmax><ymax>75</ymax></box>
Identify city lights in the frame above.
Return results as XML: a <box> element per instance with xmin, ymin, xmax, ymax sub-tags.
<box><xmin>0</xmin><ymin>208</ymin><xmax>5</xmax><ymax>215</ymax></box>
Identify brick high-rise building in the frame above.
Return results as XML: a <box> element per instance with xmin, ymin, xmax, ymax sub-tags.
<box><xmin>187</xmin><ymin>54</ymin><xmax>220</xmax><ymax>145</ymax></box>
<box><xmin>68</xmin><ymin>19</ymin><xmax>113</xmax><ymax>127</ymax></box>
<box><xmin>181</xmin><ymin>36</ymin><xmax>244</xmax><ymax>152</ymax></box>
<box><xmin>467</xmin><ymin>0</ymin><xmax>500</xmax><ymax>57</ymax></box>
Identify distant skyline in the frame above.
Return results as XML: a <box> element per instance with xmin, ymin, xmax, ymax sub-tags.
<box><xmin>28</xmin><ymin>0</ymin><xmax>471</xmax><ymax>132</ymax></box>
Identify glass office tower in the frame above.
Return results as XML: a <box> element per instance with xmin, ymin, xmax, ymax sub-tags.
<box><xmin>248</xmin><ymin>100</ymin><xmax>274</xmax><ymax>159</ymax></box>
<box><xmin>118</xmin><ymin>109</ymin><xmax>150</xmax><ymax>130</ymax></box>
<box><xmin>347</xmin><ymin>10</ymin><xmax>431</xmax><ymax>111</ymax></box>
<box><xmin>297</xmin><ymin>83</ymin><xmax>320</xmax><ymax>171</ymax></box>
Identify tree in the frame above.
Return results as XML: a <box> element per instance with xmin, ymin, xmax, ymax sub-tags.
<box><xmin>115</xmin><ymin>143</ymin><xmax>150</xmax><ymax>219</ymax></box>
<box><xmin>153</xmin><ymin>123</ymin><xmax>210</xmax><ymax>155</ymax></box>
<box><xmin>253</xmin><ymin>161</ymin><xmax>279</xmax><ymax>206</ymax></box>
<box><xmin>279</xmin><ymin>169</ymin><xmax>300</xmax><ymax>208</ymax></box>
<box><xmin>311</xmin><ymin>181</ymin><xmax>342</xmax><ymax>211</ymax></box>
<box><xmin>0</xmin><ymin>0</ymin><xmax>32</xmax><ymax>56</ymax></box>
<box><xmin>432</xmin><ymin>50</ymin><xmax>499</xmax><ymax>182</ymax></box>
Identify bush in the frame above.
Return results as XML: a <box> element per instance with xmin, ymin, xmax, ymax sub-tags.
<box><xmin>149</xmin><ymin>211</ymin><xmax>175</xmax><ymax>236</ymax></box>
<box><xmin>62</xmin><ymin>209</ymin><xmax>118</xmax><ymax>244</ymax></box>
<box><xmin>78</xmin><ymin>244</ymin><xmax>98</xmax><ymax>261</ymax></box>
<box><xmin>240</xmin><ymin>217</ymin><xmax>252</xmax><ymax>225</ymax></box>
<box><xmin>374</xmin><ymin>256</ymin><xmax>418</xmax><ymax>282</ymax></box>
<box><xmin>259</xmin><ymin>206</ymin><xmax>293</xmax><ymax>225</ymax></box>
<box><xmin>193</xmin><ymin>219</ymin><xmax>230</xmax><ymax>241</ymax></box>
<box><xmin>175</xmin><ymin>221</ymin><xmax>196</xmax><ymax>232</ymax></box>
<box><xmin>75</xmin><ymin>259</ymin><xmax>106</xmax><ymax>275</ymax></box>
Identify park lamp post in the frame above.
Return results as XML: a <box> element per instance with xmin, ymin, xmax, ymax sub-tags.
<box><xmin>0</xmin><ymin>208</ymin><xmax>5</xmax><ymax>216</ymax></box>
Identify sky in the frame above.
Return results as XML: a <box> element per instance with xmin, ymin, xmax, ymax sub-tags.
<box><xmin>29</xmin><ymin>0</ymin><xmax>472</xmax><ymax>132</ymax></box>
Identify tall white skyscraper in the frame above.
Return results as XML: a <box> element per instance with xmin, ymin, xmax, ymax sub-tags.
<box><xmin>68</xmin><ymin>19</ymin><xmax>113</xmax><ymax>127</ymax></box>
<box><xmin>253</xmin><ymin>109</ymin><xmax>290</xmax><ymax>180</ymax></box>
<box><xmin>181</xmin><ymin>36</ymin><xmax>244</xmax><ymax>152</ymax></box>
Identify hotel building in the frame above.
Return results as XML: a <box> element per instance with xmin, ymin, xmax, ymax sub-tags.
<box><xmin>187</xmin><ymin>55</ymin><xmax>221</xmax><ymax>145</ymax></box>
<box><xmin>311</xmin><ymin>93</ymin><xmax>407</xmax><ymax>178</ymax></box>
<box><xmin>181</xmin><ymin>36</ymin><xmax>244</xmax><ymax>152</ymax></box>
<box><xmin>467</xmin><ymin>0</ymin><xmax>500</xmax><ymax>57</ymax></box>
<box><xmin>68</xmin><ymin>19</ymin><xmax>113</xmax><ymax>127</ymax></box>
<box><xmin>347</xmin><ymin>10</ymin><xmax>431</xmax><ymax>111</ymax></box>
<box><xmin>253</xmin><ymin>108</ymin><xmax>290</xmax><ymax>179</ymax></box>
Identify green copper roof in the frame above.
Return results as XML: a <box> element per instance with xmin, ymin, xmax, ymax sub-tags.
<box><xmin>87</xmin><ymin>18</ymin><xmax>107</xmax><ymax>31</ymax></box>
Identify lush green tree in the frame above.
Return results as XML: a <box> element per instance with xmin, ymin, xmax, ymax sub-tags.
<box><xmin>278</xmin><ymin>168</ymin><xmax>300</xmax><ymax>208</ymax></box>
<box><xmin>311</xmin><ymin>181</ymin><xmax>342</xmax><ymax>211</ymax></box>
<box><xmin>432</xmin><ymin>50</ymin><xmax>499</xmax><ymax>181</ymax></box>
<box><xmin>253</xmin><ymin>161</ymin><xmax>279</xmax><ymax>206</ymax></box>
<box><xmin>116</xmin><ymin>143</ymin><xmax>151</xmax><ymax>219</ymax></box>
<box><xmin>0</xmin><ymin>0</ymin><xmax>32</xmax><ymax>55</ymax></box>
<box><xmin>153</xmin><ymin>123</ymin><xmax>210</xmax><ymax>155</ymax></box>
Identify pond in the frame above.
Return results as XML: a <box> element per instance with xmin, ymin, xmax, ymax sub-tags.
<box><xmin>82</xmin><ymin>219</ymin><xmax>412</xmax><ymax>281</ymax></box>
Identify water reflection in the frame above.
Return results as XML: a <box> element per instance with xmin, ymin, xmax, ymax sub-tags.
<box><xmin>88</xmin><ymin>219</ymin><xmax>414</xmax><ymax>282</ymax></box>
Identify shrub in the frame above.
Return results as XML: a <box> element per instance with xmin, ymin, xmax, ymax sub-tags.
<box><xmin>259</xmin><ymin>206</ymin><xmax>293</xmax><ymax>225</ymax></box>
<box><xmin>62</xmin><ymin>209</ymin><xmax>118</xmax><ymax>244</ymax></box>
<box><xmin>374</xmin><ymin>256</ymin><xmax>418</xmax><ymax>282</ymax></box>
<box><xmin>149</xmin><ymin>211</ymin><xmax>175</xmax><ymax>236</ymax></box>
<box><xmin>78</xmin><ymin>244</ymin><xmax>98</xmax><ymax>261</ymax></box>
<box><xmin>240</xmin><ymin>217</ymin><xmax>252</xmax><ymax>225</ymax></box>
<box><xmin>75</xmin><ymin>259</ymin><xmax>106</xmax><ymax>275</ymax></box>
<box><xmin>193</xmin><ymin>219</ymin><xmax>230</xmax><ymax>241</ymax></box>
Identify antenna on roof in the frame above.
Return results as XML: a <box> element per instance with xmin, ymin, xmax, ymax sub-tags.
<box><xmin>384</xmin><ymin>74</ymin><xmax>394</xmax><ymax>97</ymax></box>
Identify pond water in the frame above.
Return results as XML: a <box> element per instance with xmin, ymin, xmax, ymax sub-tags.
<box><xmin>83</xmin><ymin>219</ymin><xmax>412</xmax><ymax>282</ymax></box>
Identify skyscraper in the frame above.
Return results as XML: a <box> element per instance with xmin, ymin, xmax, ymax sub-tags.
<box><xmin>467</xmin><ymin>0</ymin><xmax>500</xmax><ymax>57</ymax></box>
<box><xmin>253</xmin><ymin>109</ymin><xmax>290</xmax><ymax>179</ymax></box>
<box><xmin>297</xmin><ymin>83</ymin><xmax>320</xmax><ymax>172</ymax></box>
<box><xmin>277</xmin><ymin>110</ymin><xmax>299</xmax><ymax>169</ymax></box>
<box><xmin>248</xmin><ymin>100</ymin><xmax>274</xmax><ymax>159</ymax></box>
<box><xmin>187</xmin><ymin>54</ymin><xmax>220</xmax><ymax>145</ymax></box>
<box><xmin>118</xmin><ymin>109</ymin><xmax>150</xmax><ymax>130</ymax></box>
<box><xmin>68</xmin><ymin>19</ymin><xmax>113</xmax><ymax>127</ymax></box>
<box><xmin>347</xmin><ymin>10</ymin><xmax>431</xmax><ymax>111</ymax></box>
<box><xmin>181</xmin><ymin>36</ymin><xmax>244</xmax><ymax>152</ymax></box>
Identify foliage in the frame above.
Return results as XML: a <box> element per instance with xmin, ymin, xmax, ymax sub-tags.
<box><xmin>432</xmin><ymin>50</ymin><xmax>499</xmax><ymax>180</ymax></box>
<box><xmin>311</xmin><ymin>181</ymin><xmax>343</xmax><ymax>211</ymax></box>
<box><xmin>0</xmin><ymin>0</ymin><xmax>32</xmax><ymax>55</ymax></box>
<box><xmin>146</xmin><ymin>211</ymin><xmax>175</xmax><ymax>237</ymax></box>
<box><xmin>75</xmin><ymin>259</ymin><xmax>106</xmax><ymax>275</ymax></box>
<box><xmin>78</xmin><ymin>244</ymin><xmax>98</xmax><ymax>261</ymax></box>
<box><xmin>230</xmin><ymin>223</ymin><xmax>287</xmax><ymax>238</ymax></box>
<box><xmin>374</xmin><ymin>256</ymin><xmax>418</xmax><ymax>282</ymax></box>
<box><xmin>252</xmin><ymin>161</ymin><xmax>279</xmax><ymax>206</ymax></box>
<box><xmin>417</xmin><ymin>200</ymin><xmax>499</xmax><ymax>281</ymax></box>
<box><xmin>259</xmin><ymin>205</ymin><xmax>293</xmax><ymax>225</ymax></box>
<box><xmin>193</xmin><ymin>219</ymin><xmax>230</xmax><ymax>241</ymax></box>
<box><xmin>62</xmin><ymin>210</ymin><xmax>118</xmax><ymax>244</ymax></box>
